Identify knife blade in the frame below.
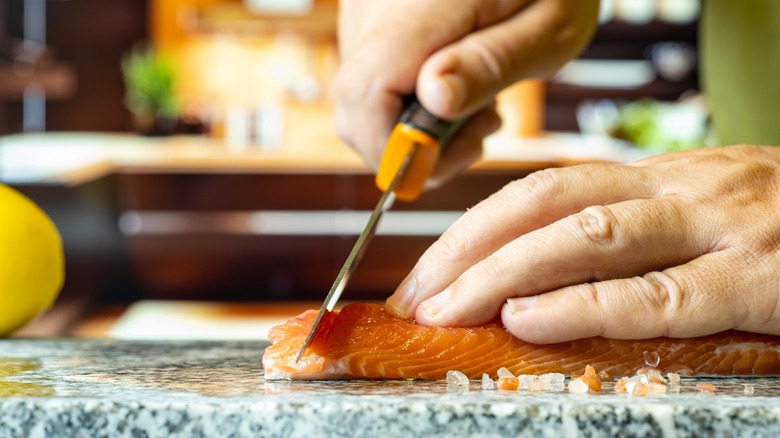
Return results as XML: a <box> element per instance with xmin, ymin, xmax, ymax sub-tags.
<box><xmin>295</xmin><ymin>98</ymin><xmax>463</xmax><ymax>362</ymax></box>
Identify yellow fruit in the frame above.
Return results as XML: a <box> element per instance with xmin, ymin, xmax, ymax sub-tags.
<box><xmin>0</xmin><ymin>185</ymin><xmax>64</xmax><ymax>336</ymax></box>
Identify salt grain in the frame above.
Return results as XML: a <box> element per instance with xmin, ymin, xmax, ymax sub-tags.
<box><xmin>518</xmin><ymin>375</ymin><xmax>535</xmax><ymax>390</ymax></box>
<box><xmin>647</xmin><ymin>382</ymin><xmax>667</xmax><ymax>394</ymax></box>
<box><xmin>644</xmin><ymin>369</ymin><xmax>666</xmax><ymax>384</ymax></box>
<box><xmin>446</xmin><ymin>370</ymin><xmax>469</xmax><ymax>388</ymax></box>
<box><xmin>529</xmin><ymin>378</ymin><xmax>547</xmax><ymax>392</ymax></box>
<box><xmin>581</xmin><ymin>365</ymin><xmax>602</xmax><ymax>392</ymax></box>
<box><xmin>496</xmin><ymin>367</ymin><xmax>514</xmax><ymax>379</ymax></box>
<box><xmin>482</xmin><ymin>373</ymin><xmax>495</xmax><ymax>390</ymax></box>
<box><xmin>643</xmin><ymin>351</ymin><xmax>661</xmax><ymax>368</ymax></box>
<box><xmin>631</xmin><ymin>382</ymin><xmax>649</xmax><ymax>396</ymax></box>
<box><xmin>540</xmin><ymin>373</ymin><xmax>565</xmax><ymax>384</ymax></box>
<box><xmin>498</xmin><ymin>375</ymin><xmax>519</xmax><ymax>390</ymax></box>
<box><xmin>568</xmin><ymin>378</ymin><xmax>589</xmax><ymax>394</ymax></box>
<box><xmin>744</xmin><ymin>384</ymin><xmax>755</xmax><ymax>395</ymax></box>
<box><xmin>666</xmin><ymin>373</ymin><xmax>681</xmax><ymax>385</ymax></box>
<box><xmin>614</xmin><ymin>377</ymin><xmax>629</xmax><ymax>393</ymax></box>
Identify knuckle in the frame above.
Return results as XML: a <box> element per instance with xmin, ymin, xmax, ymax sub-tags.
<box><xmin>430</xmin><ymin>227</ymin><xmax>477</xmax><ymax>265</ymax></box>
<box><xmin>511</xmin><ymin>168</ymin><xmax>565</xmax><ymax>206</ymax></box>
<box><xmin>572</xmin><ymin>205</ymin><xmax>619</xmax><ymax>247</ymax></box>
<box><xmin>461</xmin><ymin>35</ymin><xmax>511</xmax><ymax>85</ymax></box>
<box><xmin>472</xmin><ymin>252</ymin><xmax>513</xmax><ymax>282</ymax></box>
<box><xmin>573</xmin><ymin>283</ymin><xmax>607</xmax><ymax>336</ymax></box>
<box><xmin>575</xmin><ymin>282</ymin><xmax>601</xmax><ymax>307</ymax></box>
<box><xmin>642</xmin><ymin>271</ymin><xmax>686</xmax><ymax>335</ymax></box>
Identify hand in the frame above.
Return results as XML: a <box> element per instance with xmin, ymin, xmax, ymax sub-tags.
<box><xmin>386</xmin><ymin>145</ymin><xmax>780</xmax><ymax>343</ymax></box>
<box><xmin>335</xmin><ymin>0</ymin><xmax>599</xmax><ymax>186</ymax></box>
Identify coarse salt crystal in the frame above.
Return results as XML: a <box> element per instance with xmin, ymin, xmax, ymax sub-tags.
<box><xmin>568</xmin><ymin>378</ymin><xmax>589</xmax><ymax>394</ymax></box>
<box><xmin>644</xmin><ymin>369</ymin><xmax>666</xmax><ymax>384</ymax></box>
<box><xmin>540</xmin><ymin>373</ymin><xmax>565</xmax><ymax>384</ymax></box>
<box><xmin>614</xmin><ymin>377</ymin><xmax>629</xmax><ymax>393</ymax></box>
<box><xmin>643</xmin><ymin>350</ymin><xmax>661</xmax><ymax>368</ymax></box>
<box><xmin>518</xmin><ymin>375</ymin><xmax>535</xmax><ymax>390</ymax></box>
<box><xmin>446</xmin><ymin>370</ymin><xmax>469</xmax><ymax>388</ymax></box>
<box><xmin>580</xmin><ymin>365</ymin><xmax>603</xmax><ymax>391</ymax></box>
<box><xmin>647</xmin><ymin>382</ymin><xmax>667</xmax><ymax>394</ymax></box>
<box><xmin>666</xmin><ymin>373</ymin><xmax>681</xmax><ymax>385</ymax></box>
<box><xmin>482</xmin><ymin>373</ymin><xmax>495</xmax><ymax>390</ymax></box>
<box><xmin>631</xmin><ymin>382</ymin><xmax>649</xmax><ymax>396</ymax></box>
<box><xmin>498</xmin><ymin>375</ymin><xmax>519</xmax><ymax>390</ymax></box>
<box><xmin>744</xmin><ymin>384</ymin><xmax>755</xmax><ymax>395</ymax></box>
<box><xmin>497</xmin><ymin>367</ymin><xmax>514</xmax><ymax>379</ymax></box>
<box><xmin>529</xmin><ymin>378</ymin><xmax>547</xmax><ymax>392</ymax></box>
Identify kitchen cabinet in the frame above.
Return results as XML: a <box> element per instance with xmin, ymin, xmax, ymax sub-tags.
<box><xmin>117</xmin><ymin>170</ymin><xmax>523</xmax><ymax>301</ymax></box>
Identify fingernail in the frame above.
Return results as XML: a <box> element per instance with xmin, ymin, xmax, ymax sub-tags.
<box><xmin>385</xmin><ymin>276</ymin><xmax>417</xmax><ymax>319</ymax></box>
<box><xmin>419</xmin><ymin>288</ymin><xmax>452</xmax><ymax>320</ymax></box>
<box><xmin>507</xmin><ymin>296</ymin><xmax>538</xmax><ymax>314</ymax></box>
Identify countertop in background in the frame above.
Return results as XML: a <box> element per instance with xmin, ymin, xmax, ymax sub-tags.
<box><xmin>0</xmin><ymin>132</ymin><xmax>649</xmax><ymax>187</ymax></box>
<box><xmin>0</xmin><ymin>339</ymin><xmax>778</xmax><ymax>437</ymax></box>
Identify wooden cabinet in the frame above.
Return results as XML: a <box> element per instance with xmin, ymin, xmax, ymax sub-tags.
<box><xmin>118</xmin><ymin>169</ymin><xmax>525</xmax><ymax>301</ymax></box>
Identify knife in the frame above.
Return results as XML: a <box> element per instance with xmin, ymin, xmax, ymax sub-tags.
<box><xmin>295</xmin><ymin>97</ymin><xmax>464</xmax><ymax>362</ymax></box>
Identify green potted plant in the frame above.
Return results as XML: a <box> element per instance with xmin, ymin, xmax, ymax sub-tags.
<box><xmin>121</xmin><ymin>46</ymin><xmax>178</xmax><ymax>136</ymax></box>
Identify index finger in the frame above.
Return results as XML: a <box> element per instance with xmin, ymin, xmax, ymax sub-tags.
<box><xmin>386</xmin><ymin>163</ymin><xmax>658</xmax><ymax>318</ymax></box>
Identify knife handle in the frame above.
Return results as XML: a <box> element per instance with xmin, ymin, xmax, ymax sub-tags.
<box><xmin>375</xmin><ymin>97</ymin><xmax>464</xmax><ymax>202</ymax></box>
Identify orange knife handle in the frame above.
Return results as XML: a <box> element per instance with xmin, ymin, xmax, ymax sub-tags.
<box><xmin>375</xmin><ymin>99</ymin><xmax>463</xmax><ymax>202</ymax></box>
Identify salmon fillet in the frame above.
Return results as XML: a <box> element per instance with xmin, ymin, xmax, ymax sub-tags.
<box><xmin>262</xmin><ymin>303</ymin><xmax>780</xmax><ymax>380</ymax></box>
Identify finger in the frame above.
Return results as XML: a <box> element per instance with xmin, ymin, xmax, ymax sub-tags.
<box><xmin>417</xmin><ymin>0</ymin><xmax>599</xmax><ymax>118</ymax></box>
<box><xmin>426</xmin><ymin>104</ymin><xmax>501</xmax><ymax>189</ymax></box>
<box><xmin>385</xmin><ymin>164</ymin><xmax>658</xmax><ymax>319</ymax></box>
<box><xmin>629</xmin><ymin>146</ymin><xmax>723</xmax><ymax>168</ymax></box>
<box><xmin>335</xmin><ymin>0</ymin><xmax>532</xmax><ymax>167</ymax></box>
<box><xmin>337</xmin><ymin>1</ymin><xmax>392</xmax><ymax>57</ymax></box>
<box><xmin>500</xmin><ymin>248</ymin><xmax>764</xmax><ymax>343</ymax></box>
<box><xmin>414</xmin><ymin>196</ymin><xmax>712</xmax><ymax>326</ymax></box>
<box><xmin>334</xmin><ymin>88</ymin><xmax>400</xmax><ymax>169</ymax></box>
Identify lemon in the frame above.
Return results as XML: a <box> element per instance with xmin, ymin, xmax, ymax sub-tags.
<box><xmin>0</xmin><ymin>184</ymin><xmax>64</xmax><ymax>336</ymax></box>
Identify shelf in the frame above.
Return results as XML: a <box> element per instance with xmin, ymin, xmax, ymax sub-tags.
<box><xmin>0</xmin><ymin>62</ymin><xmax>76</xmax><ymax>100</ymax></box>
<box><xmin>191</xmin><ymin>2</ymin><xmax>337</xmax><ymax>39</ymax></box>
<box><xmin>593</xmin><ymin>20</ymin><xmax>698</xmax><ymax>42</ymax></box>
<box><xmin>546</xmin><ymin>77</ymin><xmax>699</xmax><ymax>101</ymax></box>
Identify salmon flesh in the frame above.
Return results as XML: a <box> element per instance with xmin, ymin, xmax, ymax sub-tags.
<box><xmin>262</xmin><ymin>303</ymin><xmax>780</xmax><ymax>380</ymax></box>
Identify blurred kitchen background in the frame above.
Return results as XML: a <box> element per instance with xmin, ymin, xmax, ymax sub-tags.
<box><xmin>1</xmin><ymin>0</ymin><xmax>705</xmax><ymax>339</ymax></box>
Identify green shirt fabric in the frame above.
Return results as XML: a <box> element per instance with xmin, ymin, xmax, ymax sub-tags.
<box><xmin>701</xmin><ymin>0</ymin><xmax>780</xmax><ymax>146</ymax></box>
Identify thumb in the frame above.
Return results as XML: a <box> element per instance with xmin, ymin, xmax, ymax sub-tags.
<box><xmin>417</xmin><ymin>0</ymin><xmax>599</xmax><ymax>119</ymax></box>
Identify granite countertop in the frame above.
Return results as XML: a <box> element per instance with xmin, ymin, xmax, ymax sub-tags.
<box><xmin>1</xmin><ymin>339</ymin><xmax>779</xmax><ymax>437</ymax></box>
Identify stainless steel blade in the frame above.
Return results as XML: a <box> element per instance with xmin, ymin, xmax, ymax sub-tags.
<box><xmin>295</xmin><ymin>148</ymin><xmax>416</xmax><ymax>363</ymax></box>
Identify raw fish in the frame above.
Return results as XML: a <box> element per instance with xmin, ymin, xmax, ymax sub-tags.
<box><xmin>262</xmin><ymin>303</ymin><xmax>780</xmax><ymax>380</ymax></box>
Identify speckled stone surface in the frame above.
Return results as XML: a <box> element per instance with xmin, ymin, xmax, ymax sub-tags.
<box><xmin>1</xmin><ymin>339</ymin><xmax>780</xmax><ymax>437</ymax></box>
